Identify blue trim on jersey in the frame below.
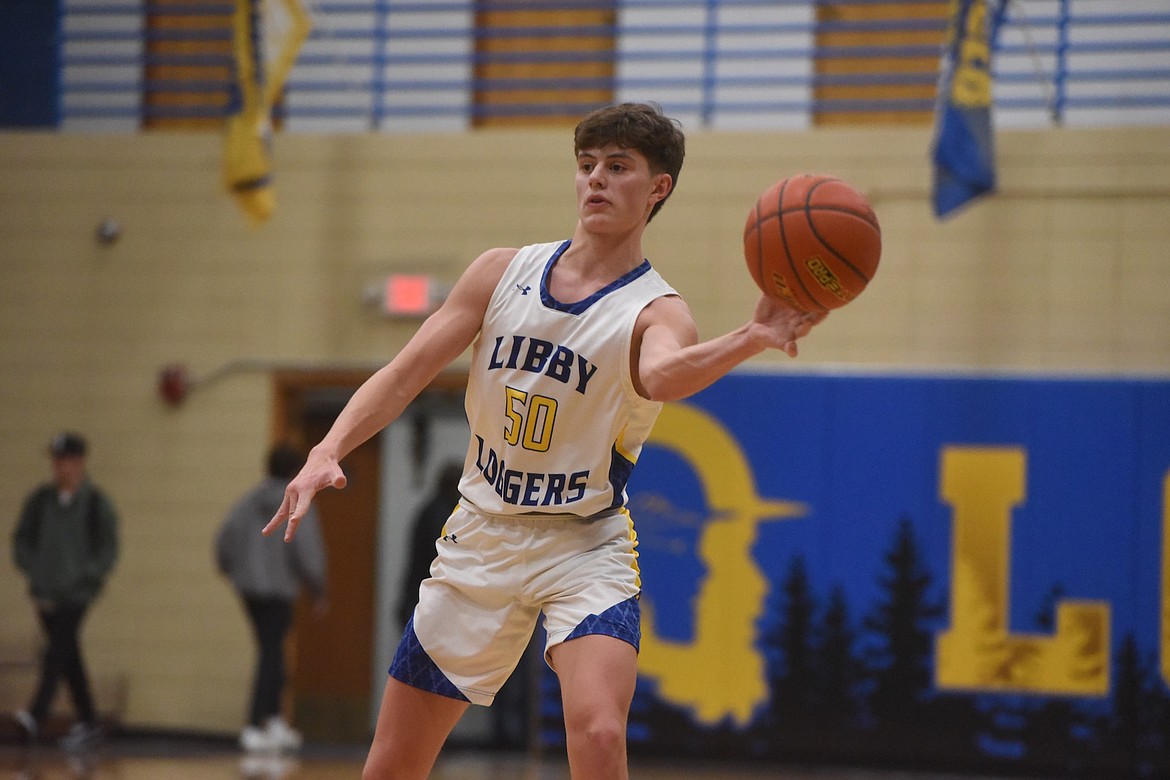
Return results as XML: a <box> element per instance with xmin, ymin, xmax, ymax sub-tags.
<box><xmin>389</xmin><ymin>616</ymin><xmax>470</xmax><ymax>702</ymax></box>
<box><xmin>564</xmin><ymin>595</ymin><xmax>642</xmax><ymax>651</ymax></box>
<box><xmin>607</xmin><ymin>443</ymin><xmax>636</xmax><ymax>509</ymax></box>
<box><xmin>540</xmin><ymin>240</ymin><xmax>653</xmax><ymax>315</ymax></box>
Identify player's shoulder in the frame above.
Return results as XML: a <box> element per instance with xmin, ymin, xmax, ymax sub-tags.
<box><xmin>458</xmin><ymin>246</ymin><xmax>520</xmax><ymax>290</ymax></box>
<box><xmin>642</xmin><ymin>291</ymin><xmax>690</xmax><ymax>318</ymax></box>
<box><xmin>635</xmin><ymin>293</ymin><xmax>697</xmax><ymax>340</ymax></box>
<box><xmin>474</xmin><ymin>246</ymin><xmax>521</xmax><ymax>269</ymax></box>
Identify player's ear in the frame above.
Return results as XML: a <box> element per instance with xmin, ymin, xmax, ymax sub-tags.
<box><xmin>650</xmin><ymin>172</ymin><xmax>673</xmax><ymax>204</ymax></box>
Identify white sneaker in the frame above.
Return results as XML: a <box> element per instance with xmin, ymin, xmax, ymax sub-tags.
<box><xmin>240</xmin><ymin>725</ymin><xmax>277</xmax><ymax>752</ymax></box>
<box><xmin>13</xmin><ymin>710</ymin><xmax>38</xmax><ymax>744</ymax></box>
<box><xmin>59</xmin><ymin>722</ymin><xmax>102</xmax><ymax>752</ymax></box>
<box><xmin>240</xmin><ymin>753</ymin><xmax>297</xmax><ymax>778</ymax></box>
<box><xmin>264</xmin><ymin>717</ymin><xmax>302</xmax><ymax>752</ymax></box>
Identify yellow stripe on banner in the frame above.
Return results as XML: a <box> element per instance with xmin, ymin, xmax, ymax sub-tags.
<box><xmin>222</xmin><ymin>0</ymin><xmax>312</xmax><ymax>225</ymax></box>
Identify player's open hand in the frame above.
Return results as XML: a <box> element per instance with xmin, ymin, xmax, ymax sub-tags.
<box><xmin>263</xmin><ymin>451</ymin><xmax>347</xmax><ymax>542</ymax></box>
<box><xmin>751</xmin><ymin>294</ymin><xmax>826</xmax><ymax>358</ymax></box>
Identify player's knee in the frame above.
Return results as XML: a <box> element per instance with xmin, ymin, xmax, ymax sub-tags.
<box><xmin>570</xmin><ymin>712</ymin><xmax>627</xmax><ymax>756</ymax></box>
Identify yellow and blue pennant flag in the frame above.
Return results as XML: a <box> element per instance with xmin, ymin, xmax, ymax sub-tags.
<box><xmin>931</xmin><ymin>0</ymin><xmax>1006</xmax><ymax>218</ymax></box>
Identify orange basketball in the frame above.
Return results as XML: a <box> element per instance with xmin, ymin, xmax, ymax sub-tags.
<box><xmin>743</xmin><ymin>174</ymin><xmax>881</xmax><ymax>312</ymax></box>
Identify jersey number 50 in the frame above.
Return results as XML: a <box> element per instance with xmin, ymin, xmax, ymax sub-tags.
<box><xmin>504</xmin><ymin>386</ymin><xmax>558</xmax><ymax>452</ymax></box>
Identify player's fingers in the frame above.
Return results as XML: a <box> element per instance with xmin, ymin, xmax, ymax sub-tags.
<box><xmin>283</xmin><ymin>492</ymin><xmax>317</xmax><ymax>542</ymax></box>
<box><xmin>262</xmin><ymin>495</ymin><xmax>292</xmax><ymax>536</ymax></box>
<box><xmin>283</xmin><ymin>510</ymin><xmax>301</xmax><ymax>543</ymax></box>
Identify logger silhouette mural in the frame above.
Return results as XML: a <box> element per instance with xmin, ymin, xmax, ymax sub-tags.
<box><xmin>538</xmin><ymin>373</ymin><xmax>1170</xmax><ymax>776</ymax></box>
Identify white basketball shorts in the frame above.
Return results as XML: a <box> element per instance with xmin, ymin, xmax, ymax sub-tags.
<box><xmin>389</xmin><ymin>503</ymin><xmax>642</xmax><ymax>706</ymax></box>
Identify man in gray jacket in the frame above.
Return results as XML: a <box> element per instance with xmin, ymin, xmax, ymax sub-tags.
<box><xmin>11</xmin><ymin>431</ymin><xmax>118</xmax><ymax>752</ymax></box>
<box><xmin>216</xmin><ymin>443</ymin><xmax>327</xmax><ymax>752</ymax></box>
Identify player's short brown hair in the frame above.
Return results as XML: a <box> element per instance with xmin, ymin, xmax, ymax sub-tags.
<box><xmin>574</xmin><ymin>102</ymin><xmax>686</xmax><ymax>223</ymax></box>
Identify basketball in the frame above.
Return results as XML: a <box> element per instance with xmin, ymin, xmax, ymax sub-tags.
<box><xmin>743</xmin><ymin>174</ymin><xmax>881</xmax><ymax>312</ymax></box>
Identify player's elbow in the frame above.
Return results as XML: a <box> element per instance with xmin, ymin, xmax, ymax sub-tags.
<box><xmin>638</xmin><ymin>372</ymin><xmax>691</xmax><ymax>403</ymax></box>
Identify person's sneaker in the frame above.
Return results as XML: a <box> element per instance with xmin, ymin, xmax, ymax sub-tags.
<box><xmin>240</xmin><ymin>724</ymin><xmax>276</xmax><ymax>752</ymax></box>
<box><xmin>239</xmin><ymin>753</ymin><xmax>296</xmax><ymax>779</ymax></box>
<box><xmin>12</xmin><ymin>710</ymin><xmax>38</xmax><ymax>744</ymax></box>
<box><xmin>58</xmin><ymin>722</ymin><xmax>102</xmax><ymax>752</ymax></box>
<box><xmin>264</xmin><ymin>717</ymin><xmax>303</xmax><ymax>752</ymax></box>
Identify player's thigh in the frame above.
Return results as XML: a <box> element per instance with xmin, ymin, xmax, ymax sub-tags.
<box><xmin>364</xmin><ymin>676</ymin><xmax>469</xmax><ymax>779</ymax></box>
<box><xmin>548</xmin><ymin>634</ymin><xmax>637</xmax><ymax>723</ymax></box>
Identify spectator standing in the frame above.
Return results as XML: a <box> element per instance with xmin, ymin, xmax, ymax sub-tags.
<box><xmin>396</xmin><ymin>461</ymin><xmax>463</xmax><ymax>628</ymax></box>
<box><xmin>11</xmin><ymin>431</ymin><xmax>119</xmax><ymax>752</ymax></box>
<box><xmin>216</xmin><ymin>444</ymin><xmax>328</xmax><ymax>752</ymax></box>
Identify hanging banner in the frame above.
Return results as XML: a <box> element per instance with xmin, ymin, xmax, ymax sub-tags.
<box><xmin>223</xmin><ymin>0</ymin><xmax>310</xmax><ymax>225</ymax></box>
<box><xmin>931</xmin><ymin>0</ymin><xmax>1004</xmax><ymax>218</ymax></box>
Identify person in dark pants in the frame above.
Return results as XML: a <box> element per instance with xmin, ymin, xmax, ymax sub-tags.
<box><xmin>11</xmin><ymin>432</ymin><xmax>119</xmax><ymax>752</ymax></box>
<box><xmin>216</xmin><ymin>443</ymin><xmax>328</xmax><ymax>753</ymax></box>
<box><xmin>396</xmin><ymin>461</ymin><xmax>463</xmax><ymax>629</ymax></box>
<box><xmin>397</xmin><ymin>460</ymin><xmax>535</xmax><ymax>751</ymax></box>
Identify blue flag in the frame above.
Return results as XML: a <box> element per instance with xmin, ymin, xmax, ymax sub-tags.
<box><xmin>931</xmin><ymin>0</ymin><xmax>1004</xmax><ymax>218</ymax></box>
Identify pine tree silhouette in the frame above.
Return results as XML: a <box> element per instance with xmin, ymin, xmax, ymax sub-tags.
<box><xmin>1010</xmin><ymin>584</ymin><xmax>1096</xmax><ymax>774</ymax></box>
<box><xmin>863</xmin><ymin>515</ymin><xmax>944</xmax><ymax>727</ymax></box>
<box><xmin>858</xmin><ymin>515</ymin><xmax>991</xmax><ymax>768</ymax></box>
<box><xmin>757</xmin><ymin>557</ymin><xmax>867</xmax><ymax>761</ymax></box>
<box><xmin>764</xmin><ymin>554</ymin><xmax>818</xmax><ymax>731</ymax></box>
<box><xmin>813</xmin><ymin>584</ymin><xmax>863</xmax><ymax>732</ymax></box>
<box><xmin>1087</xmin><ymin>632</ymin><xmax>1170</xmax><ymax>777</ymax></box>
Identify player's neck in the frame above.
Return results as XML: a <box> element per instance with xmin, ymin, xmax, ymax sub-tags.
<box><xmin>566</xmin><ymin>224</ymin><xmax>646</xmax><ymax>274</ymax></box>
<box><xmin>549</xmin><ymin>230</ymin><xmax>646</xmax><ymax>303</ymax></box>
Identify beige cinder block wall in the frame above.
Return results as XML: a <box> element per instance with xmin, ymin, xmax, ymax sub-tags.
<box><xmin>1</xmin><ymin>125</ymin><xmax>1167</xmax><ymax>734</ymax></box>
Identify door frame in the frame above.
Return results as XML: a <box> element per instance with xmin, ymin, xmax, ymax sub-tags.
<box><xmin>268</xmin><ymin>367</ymin><xmax>469</xmax><ymax>741</ymax></box>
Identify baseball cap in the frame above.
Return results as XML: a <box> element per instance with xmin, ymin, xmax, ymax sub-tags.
<box><xmin>49</xmin><ymin>432</ymin><xmax>88</xmax><ymax>458</ymax></box>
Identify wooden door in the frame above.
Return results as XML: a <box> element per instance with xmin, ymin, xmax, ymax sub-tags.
<box><xmin>269</xmin><ymin>372</ymin><xmax>378</xmax><ymax>743</ymax></box>
<box><xmin>288</xmin><ymin>410</ymin><xmax>380</xmax><ymax>743</ymax></box>
<box><xmin>271</xmin><ymin>369</ymin><xmax>469</xmax><ymax>743</ymax></box>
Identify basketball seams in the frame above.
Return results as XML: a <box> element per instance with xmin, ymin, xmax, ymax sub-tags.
<box><xmin>752</xmin><ymin>202</ymin><xmax>766</xmax><ymax>291</ymax></box>
<box><xmin>744</xmin><ymin>204</ymin><xmax>765</xmax><ymax>291</ymax></box>
<box><xmin>787</xmin><ymin>180</ymin><xmax>828</xmax><ymax>311</ymax></box>
<box><xmin>798</xmin><ymin>176</ymin><xmax>880</xmax><ymax>230</ymax></box>
<box><xmin>777</xmin><ymin>205</ymin><xmax>878</xmax><ymax>227</ymax></box>
<box><xmin>743</xmin><ymin>172</ymin><xmax>880</xmax><ymax>312</ymax></box>
<box><xmin>806</xmin><ymin>211</ymin><xmax>877</xmax><ymax>284</ymax></box>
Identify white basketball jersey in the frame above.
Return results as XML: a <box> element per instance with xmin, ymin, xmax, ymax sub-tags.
<box><xmin>459</xmin><ymin>240</ymin><xmax>678</xmax><ymax>517</ymax></box>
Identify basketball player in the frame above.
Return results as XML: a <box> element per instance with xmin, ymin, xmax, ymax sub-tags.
<box><xmin>264</xmin><ymin>102</ymin><xmax>824</xmax><ymax>779</ymax></box>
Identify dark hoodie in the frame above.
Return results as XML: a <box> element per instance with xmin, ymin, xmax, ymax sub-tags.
<box><xmin>13</xmin><ymin>481</ymin><xmax>118</xmax><ymax>604</ymax></box>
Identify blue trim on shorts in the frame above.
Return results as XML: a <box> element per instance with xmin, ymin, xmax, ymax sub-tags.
<box><xmin>389</xmin><ymin>616</ymin><xmax>470</xmax><ymax>702</ymax></box>
<box><xmin>563</xmin><ymin>595</ymin><xmax>641</xmax><ymax>652</ymax></box>
<box><xmin>607</xmin><ymin>444</ymin><xmax>635</xmax><ymax>509</ymax></box>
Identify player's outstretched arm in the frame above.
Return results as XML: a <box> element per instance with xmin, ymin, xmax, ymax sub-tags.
<box><xmin>633</xmin><ymin>293</ymin><xmax>824</xmax><ymax>403</ymax></box>
<box><xmin>264</xmin><ymin>247</ymin><xmax>517</xmax><ymax>542</ymax></box>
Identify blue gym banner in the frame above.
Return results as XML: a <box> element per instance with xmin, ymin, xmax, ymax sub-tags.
<box><xmin>0</xmin><ymin>0</ymin><xmax>62</xmax><ymax>128</ymax></box>
<box><xmin>538</xmin><ymin>371</ymin><xmax>1170</xmax><ymax>776</ymax></box>
<box><xmin>931</xmin><ymin>0</ymin><xmax>1006</xmax><ymax>218</ymax></box>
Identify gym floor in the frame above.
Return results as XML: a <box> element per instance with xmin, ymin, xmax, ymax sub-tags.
<box><xmin>0</xmin><ymin>736</ymin><xmax>1033</xmax><ymax>780</ymax></box>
